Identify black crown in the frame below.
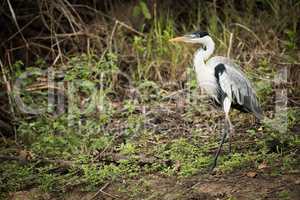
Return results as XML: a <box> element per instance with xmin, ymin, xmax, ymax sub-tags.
<box><xmin>192</xmin><ymin>31</ymin><xmax>209</xmax><ymax>38</ymax></box>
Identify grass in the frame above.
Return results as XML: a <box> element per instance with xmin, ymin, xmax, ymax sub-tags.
<box><xmin>1</xmin><ymin>0</ymin><xmax>300</xmax><ymax>199</ymax></box>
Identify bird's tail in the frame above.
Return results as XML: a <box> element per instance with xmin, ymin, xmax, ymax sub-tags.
<box><xmin>253</xmin><ymin>104</ymin><xmax>264</xmax><ymax>121</ymax></box>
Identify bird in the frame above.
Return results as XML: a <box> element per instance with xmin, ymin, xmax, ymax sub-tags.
<box><xmin>169</xmin><ymin>31</ymin><xmax>263</xmax><ymax>171</ymax></box>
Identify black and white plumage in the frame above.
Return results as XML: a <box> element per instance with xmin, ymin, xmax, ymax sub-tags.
<box><xmin>169</xmin><ymin>31</ymin><xmax>263</xmax><ymax>170</ymax></box>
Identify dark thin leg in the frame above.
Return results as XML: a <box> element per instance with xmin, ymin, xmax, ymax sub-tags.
<box><xmin>227</xmin><ymin>121</ymin><xmax>231</xmax><ymax>156</ymax></box>
<box><xmin>226</xmin><ymin>115</ymin><xmax>234</xmax><ymax>156</ymax></box>
<box><xmin>228</xmin><ymin>135</ymin><xmax>232</xmax><ymax>156</ymax></box>
<box><xmin>210</xmin><ymin>121</ymin><xmax>228</xmax><ymax>172</ymax></box>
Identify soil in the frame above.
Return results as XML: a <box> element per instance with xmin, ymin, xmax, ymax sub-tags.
<box><xmin>9</xmin><ymin>170</ymin><xmax>300</xmax><ymax>200</ymax></box>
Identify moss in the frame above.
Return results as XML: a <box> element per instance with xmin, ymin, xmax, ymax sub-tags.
<box><xmin>218</xmin><ymin>153</ymin><xmax>254</xmax><ymax>173</ymax></box>
<box><xmin>0</xmin><ymin>163</ymin><xmax>34</xmax><ymax>194</ymax></box>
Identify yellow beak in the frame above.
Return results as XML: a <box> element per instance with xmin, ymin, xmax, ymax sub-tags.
<box><xmin>169</xmin><ymin>36</ymin><xmax>186</xmax><ymax>43</ymax></box>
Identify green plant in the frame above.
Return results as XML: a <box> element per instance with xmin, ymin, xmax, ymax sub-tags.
<box><xmin>284</xmin><ymin>29</ymin><xmax>297</xmax><ymax>50</ymax></box>
<box><xmin>278</xmin><ymin>190</ymin><xmax>291</xmax><ymax>200</ymax></box>
<box><xmin>156</xmin><ymin>138</ymin><xmax>211</xmax><ymax>176</ymax></box>
<box><xmin>133</xmin><ymin>1</ymin><xmax>152</xmax><ymax>20</ymax></box>
<box><xmin>0</xmin><ymin>163</ymin><xmax>34</xmax><ymax>194</ymax></box>
<box><xmin>218</xmin><ymin>153</ymin><xmax>253</xmax><ymax>173</ymax></box>
<box><xmin>82</xmin><ymin>163</ymin><xmax>121</xmax><ymax>190</ymax></box>
<box><xmin>119</xmin><ymin>142</ymin><xmax>137</xmax><ymax>155</ymax></box>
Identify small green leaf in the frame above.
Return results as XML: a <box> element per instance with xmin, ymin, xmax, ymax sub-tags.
<box><xmin>132</xmin><ymin>4</ymin><xmax>141</xmax><ymax>17</ymax></box>
<box><xmin>139</xmin><ymin>1</ymin><xmax>151</xmax><ymax>19</ymax></box>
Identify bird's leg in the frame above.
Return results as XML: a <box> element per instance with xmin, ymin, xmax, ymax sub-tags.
<box><xmin>211</xmin><ymin>119</ymin><xmax>228</xmax><ymax>171</ymax></box>
<box><xmin>210</xmin><ymin>97</ymin><xmax>232</xmax><ymax>172</ymax></box>
<box><xmin>225</xmin><ymin>113</ymin><xmax>233</xmax><ymax>156</ymax></box>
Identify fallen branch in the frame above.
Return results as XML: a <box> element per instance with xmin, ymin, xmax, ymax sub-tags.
<box><xmin>88</xmin><ymin>182</ymin><xmax>120</xmax><ymax>200</ymax></box>
<box><xmin>0</xmin><ymin>153</ymin><xmax>161</xmax><ymax>168</ymax></box>
<box><xmin>0</xmin><ymin>59</ymin><xmax>17</xmax><ymax>139</ymax></box>
<box><xmin>0</xmin><ymin>155</ymin><xmax>74</xmax><ymax>168</ymax></box>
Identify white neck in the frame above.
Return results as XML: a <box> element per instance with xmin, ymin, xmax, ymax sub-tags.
<box><xmin>193</xmin><ymin>36</ymin><xmax>215</xmax><ymax>69</ymax></box>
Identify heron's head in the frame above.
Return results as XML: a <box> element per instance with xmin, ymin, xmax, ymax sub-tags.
<box><xmin>169</xmin><ymin>31</ymin><xmax>210</xmax><ymax>44</ymax></box>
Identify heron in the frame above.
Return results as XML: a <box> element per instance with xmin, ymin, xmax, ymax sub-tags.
<box><xmin>169</xmin><ymin>31</ymin><xmax>263</xmax><ymax>170</ymax></box>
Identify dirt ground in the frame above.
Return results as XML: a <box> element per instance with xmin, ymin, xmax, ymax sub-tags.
<box><xmin>9</xmin><ymin>170</ymin><xmax>300</xmax><ymax>200</ymax></box>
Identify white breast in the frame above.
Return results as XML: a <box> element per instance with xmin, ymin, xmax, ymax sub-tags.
<box><xmin>193</xmin><ymin>53</ymin><xmax>218</xmax><ymax>99</ymax></box>
<box><xmin>196</xmin><ymin>66</ymin><xmax>218</xmax><ymax>97</ymax></box>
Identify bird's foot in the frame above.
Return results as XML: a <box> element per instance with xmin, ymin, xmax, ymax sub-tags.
<box><xmin>210</xmin><ymin>161</ymin><xmax>216</xmax><ymax>170</ymax></box>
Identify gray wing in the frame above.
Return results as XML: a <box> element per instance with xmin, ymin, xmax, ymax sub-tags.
<box><xmin>217</xmin><ymin>63</ymin><xmax>263</xmax><ymax>120</ymax></box>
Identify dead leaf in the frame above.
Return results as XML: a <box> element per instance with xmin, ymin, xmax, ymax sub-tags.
<box><xmin>111</xmin><ymin>101</ymin><xmax>122</xmax><ymax>109</ymax></box>
<box><xmin>258</xmin><ymin>163</ymin><xmax>268</xmax><ymax>170</ymax></box>
<box><xmin>18</xmin><ymin>150</ymin><xmax>32</xmax><ymax>161</ymax></box>
<box><xmin>246</xmin><ymin>171</ymin><xmax>257</xmax><ymax>178</ymax></box>
<box><xmin>174</xmin><ymin>160</ymin><xmax>181</xmax><ymax>172</ymax></box>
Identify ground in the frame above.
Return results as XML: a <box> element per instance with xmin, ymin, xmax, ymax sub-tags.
<box><xmin>8</xmin><ymin>171</ymin><xmax>300</xmax><ymax>200</ymax></box>
<box><xmin>3</xmin><ymin>96</ymin><xmax>300</xmax><ymax>200</ymax></box>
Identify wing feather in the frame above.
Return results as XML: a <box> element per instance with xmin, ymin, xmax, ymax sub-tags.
<box><xmin>217</xmin><ymin>64</ymin><xmax>263</xmax><ymax>120</ymax></box>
